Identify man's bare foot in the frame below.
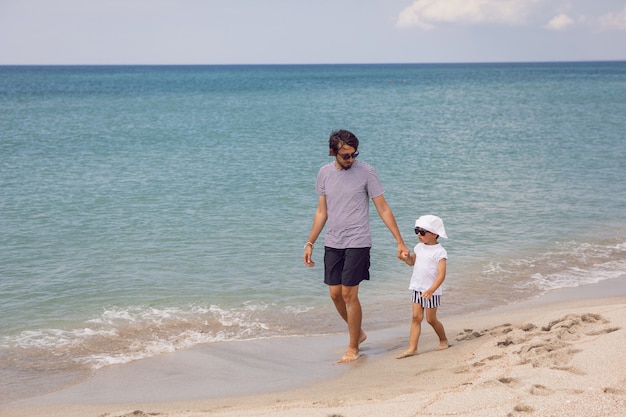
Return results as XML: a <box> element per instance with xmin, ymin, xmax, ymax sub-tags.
<box><xmin>396</xmin><ymin>349</ymin><xmax>417</xmax><ymax>359</ymax></box>
<box><xmin>436</xmin><ymin>340</ymin><xmax>449</xmax><ymax>350</ymax></box>
<box><xmin>337</xmin><ymin>348</ymin><xmax>360</xmax><ymax>364</ymax></box>
<box><xmin>359</xmin><ymin>331</ymin><xmax>367</xmax><ymax>346</ymax></box>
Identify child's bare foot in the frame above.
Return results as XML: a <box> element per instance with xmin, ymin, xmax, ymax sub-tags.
<box><xmin>436</xmin><ymin>340</ymin><xmax>449</xmax><ymax>350</ymax></box>
<box><xmin>338</xmin><ymin>348</ymin><xmax>360</xmax><ymax>363</ymax></box>
<box><xmin>396</xmin><ymin>349</ymin><xmax>417</xmax><ymax>359</ymax></box>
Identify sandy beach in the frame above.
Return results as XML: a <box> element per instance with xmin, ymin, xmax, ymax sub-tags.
<box><xmin>2</xmin><ymin>277</ymin><xmax>625</xmax><ymax>417</ymax></box>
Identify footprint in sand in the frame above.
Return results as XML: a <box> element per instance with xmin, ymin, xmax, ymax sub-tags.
<box><xmin>99</xmin><ymin>411</ymin><xmax>161</xmax><ymax>417</ymax></box>
<box><xmin>529</xmin><ymin>384</ymin><xmax>555</xmax><ymax>396</ymax></box>
<box><xmin>456</xmin><ymin>323</ymin><xmax>521</xmax><ymax>342</ymax></box>
<box><xmin>603</xmin><ymin>387</ymin><xmax>626</xmax><ymax>395</ymax></box>
<box><xmin>511</xmin><ymin>313</ymin><xmax>620</xmax><ymax>371</ymax></box>
<box><xmin>456</xmin><ymin>328</ymin><xmax>483</xmax><ymax>341</ymax></box>
<box><xmin>457</xmin><ymin>313</ymin><xmax>621</xmax><ymax>404</ymax></box>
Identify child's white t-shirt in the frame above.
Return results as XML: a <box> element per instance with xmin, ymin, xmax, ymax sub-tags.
<box><xmin>409</xmin><ymin>243</ymin><xmax>448</xmax><ymax>295</ymax></box>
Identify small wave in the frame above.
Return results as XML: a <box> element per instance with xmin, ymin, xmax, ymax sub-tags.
<box><xmin>486</xmin><ymin>239</ymin><xmax>626</xmax><ymax>292</ymax></box>
<box><xmin>525</xmin><ymin>260</ymin><xmax>626</xmax><ymax>291</ymax></box>
<box><xmin>1</xmin><ymin>302</ymin><xmax>319</xmax><ymax>372</ymax></box>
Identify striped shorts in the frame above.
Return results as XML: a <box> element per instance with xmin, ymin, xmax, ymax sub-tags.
<box><xmin>412</xmin><ymin>291</ymin><xmax>441</xmax><ymax>308</ymax></box>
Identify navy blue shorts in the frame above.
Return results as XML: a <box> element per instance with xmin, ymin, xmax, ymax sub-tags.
<box><xmin>324</xmin><ymin>247</ymin><xmax>370</xmax><ymax>287</ymax></box>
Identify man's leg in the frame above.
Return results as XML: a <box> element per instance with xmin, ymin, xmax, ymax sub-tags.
<box><xmin>326</xmin><ymin>247</ymin><xmax>368</xmax><ymax>363</ymax></box>
<box><xmin>329</xmin><ymin>284</ymin><xmax>367</xmax><ymax>355</ymax></box>
<box><xmin>337</xmin><ymin>284</ymin><xmax>362</xmax><ymax>363</ymax></box>
<box><xmin>329</xmin><ymin>284</ymin><xmax>347</xmax><ymax>322</ymax></box>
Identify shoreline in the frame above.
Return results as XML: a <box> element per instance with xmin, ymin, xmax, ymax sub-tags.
<box><xmin>3</xmin><ymin>276</ymin><xmax>625</xmax><ymax>417</ymax></box>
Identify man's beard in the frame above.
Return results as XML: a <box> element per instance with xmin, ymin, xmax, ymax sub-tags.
<box><xmin>338</xmin><ymin>160</ymin><xmax>353</xmax><ymax>170</ymax></box>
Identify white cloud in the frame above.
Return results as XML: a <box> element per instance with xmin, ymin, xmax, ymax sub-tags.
<box><xmin>599</xmin><ymin>5</ymin><xmax>626</xmax><ymax>30</ymax></box>
<box><xmin>396</xmin><ymin>0</ymin><xmax>539</xmax><ymax>29</ymax></box>
<box><xmin>545</xmin><ymin>13</ymin><xmax>575</xmax><ymax>31</ymax></box>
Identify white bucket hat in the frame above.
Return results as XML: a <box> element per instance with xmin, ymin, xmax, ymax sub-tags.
<box><xmin>414</xmin><ymin>215</ymin><xmax>448</xmax><ymax>239</ymax></box>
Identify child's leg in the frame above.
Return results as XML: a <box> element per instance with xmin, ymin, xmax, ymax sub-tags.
<box><xmin>396</xmin><ymin>303</ymin><xmax>424</xmax><ymax>359</ymax></box>
<box><xmin>425</xmin><ymin>307</ymin><xmax>449</xmax><ymax>350</ymax></box>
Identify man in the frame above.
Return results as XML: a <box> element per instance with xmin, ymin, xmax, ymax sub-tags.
<box><xmin>303</xmin><ymin>129</ymin><xmax>409</xmax><ymax>363</ymax></box>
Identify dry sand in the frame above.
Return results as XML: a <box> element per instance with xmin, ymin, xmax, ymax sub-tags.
<box><xmin>2</xmin><ymin>279</ymin><xmax>625</xmax><ymax>417</ymax></box>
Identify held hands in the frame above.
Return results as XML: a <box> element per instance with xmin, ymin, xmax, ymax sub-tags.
<box><xmin>399</xmin><ymin>248</ymin><xmax>415</xmax><ymax>266</ymax></box>
<box><xmin>397</xmin><ymin>243</ymin><xmax>410</xmax><ymax>261</ymax></box>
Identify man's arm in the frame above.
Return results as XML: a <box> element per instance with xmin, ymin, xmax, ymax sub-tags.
<box><xmin>372</xmin><ymin>194</ymin><xmax>409</xmax><ymax>260</ymax></box>
<box><xmin>303</xmin><ymin>195</ymin><xmax>328</xmax><ymax>267</ymax></box>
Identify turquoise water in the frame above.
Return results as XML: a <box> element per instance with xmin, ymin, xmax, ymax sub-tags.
<box><xmin>1</xmin><ymin>63</ymin><xmax>626</xmax><ymax>402</ymax></box>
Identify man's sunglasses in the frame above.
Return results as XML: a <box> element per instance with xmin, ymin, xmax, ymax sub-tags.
<box><xmin>338</xmin><ymin>151</ymin><xmax>359</xmax><ymax>160</ymax></box>
<box><xmin>414</xmin><ymin>228</ymin><xmax>429</xmax><ymax>236</ymax></box>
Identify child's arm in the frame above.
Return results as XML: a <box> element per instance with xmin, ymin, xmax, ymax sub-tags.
<box><xmin>422</xmin><ymin>258</ymin><xmax>447</xmax><ymax>299</ymax></box>
<box><xmin>401</xmin><ymin>251</ymin><xmax>416</xmax><ymax>266</ymax></box>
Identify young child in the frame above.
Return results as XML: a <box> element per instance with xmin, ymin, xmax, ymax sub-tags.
<box><xmin>397</xmin><ymin>214</ymin><xmax>449</xmax><ymax>359</ymax></box>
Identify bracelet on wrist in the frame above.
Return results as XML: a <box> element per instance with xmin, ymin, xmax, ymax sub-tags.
<box><xmin>304</xmin><ymin>242</ymin><xmax>314</xmax><ymax>249</ymax></box>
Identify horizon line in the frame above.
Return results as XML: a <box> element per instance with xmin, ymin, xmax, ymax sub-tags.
<box><xmin>1</xmin><ymin>59</ymin><xmax>625</xmax><ymax>67</ymax></box>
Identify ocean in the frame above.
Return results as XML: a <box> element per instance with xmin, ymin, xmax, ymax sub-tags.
<box><xmin>1</xmin><ymin>62</ymin><xmax>625</xmax><ymax>403</ymax></box>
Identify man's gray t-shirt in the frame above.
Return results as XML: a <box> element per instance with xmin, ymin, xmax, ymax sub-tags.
<box><xmin>316</xmin><ymin>160</ymin><xmax>384</xmax><ymax>249</ymax></box>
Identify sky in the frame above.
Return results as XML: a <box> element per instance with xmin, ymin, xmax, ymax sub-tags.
<box><xmin>1</xmin><ymin>0</ymin><xmax>625</xmax><ymax>65</ymax></box>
